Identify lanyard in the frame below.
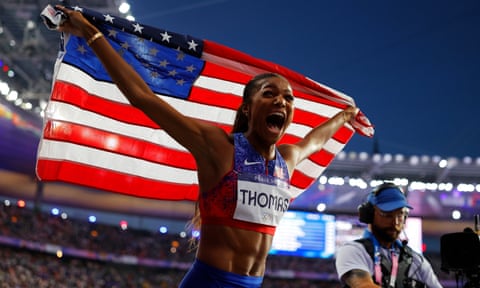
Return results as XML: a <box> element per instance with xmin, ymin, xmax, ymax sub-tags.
<box><xmin>389</xmin><ymin>250</ymin><xmax>399</xmax><ymax>287</ymax></box>
<box><xmin>363</xmin><ymin>230</ymin><xmax>401</xmax><ymax>287</ymax></box>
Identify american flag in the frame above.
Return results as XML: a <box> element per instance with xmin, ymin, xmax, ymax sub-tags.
<box><xmin>36</xmin><ymin>6</ymin><xmax>374</xmax><ymax>201</ymax></box>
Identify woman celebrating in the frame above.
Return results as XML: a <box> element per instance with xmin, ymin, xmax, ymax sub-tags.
<box><xmin>54</xmin><ymin>6</ymin><xmax>361</xmax><ymax>287</ymax></box>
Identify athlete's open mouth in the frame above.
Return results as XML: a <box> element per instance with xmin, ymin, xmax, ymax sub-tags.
<box><xmin>266</xmin><ymin>112</ymin><xmax>285</xmax><ymax>131</ymax></box>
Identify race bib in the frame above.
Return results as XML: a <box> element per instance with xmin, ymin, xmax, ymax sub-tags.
<box><xmin>234</xmin><ymin>173</ymin><xmax>292</xmax><ymax>226</ymax></box>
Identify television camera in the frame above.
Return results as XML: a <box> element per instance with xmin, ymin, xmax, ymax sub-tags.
<box><xmin>441</xmin><ymin>215</ymin><xmax>480</xmax><ymax>288</ymax></box>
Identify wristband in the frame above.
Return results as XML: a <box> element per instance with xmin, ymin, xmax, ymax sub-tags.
<box><xmin>87</xmin><ymin>32</ymin><xmax>103</xmax><ymax>46</ymax></box>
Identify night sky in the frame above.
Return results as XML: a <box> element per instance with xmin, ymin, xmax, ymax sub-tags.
<box><xmin>129</xmin><ymin>0</ymin><xmax>480</xmax><ymax>158</ymax></box>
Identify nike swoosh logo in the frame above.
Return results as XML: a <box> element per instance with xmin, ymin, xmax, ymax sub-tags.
<box><xmin>244</xmin><ymin>159</ymin><xmax>263</xmax><ymax>166</ymax></box>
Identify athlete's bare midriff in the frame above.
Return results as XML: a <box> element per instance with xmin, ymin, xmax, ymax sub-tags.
<box><xmin>196</xmin><ymin>224</ymin><xmax>273</xmax><ymax>276</ymax></box>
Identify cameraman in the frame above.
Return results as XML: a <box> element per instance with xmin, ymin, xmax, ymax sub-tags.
<box><xmin>335</xmin><ymin>183</ymin><xmax>443</xmax><ymax>287</ymax></box>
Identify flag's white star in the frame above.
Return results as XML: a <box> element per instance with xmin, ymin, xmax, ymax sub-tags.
<box><xmin>177</xmin><ymin>79</ymin><xmax>186</xmax><ymax>86</ymax></box>
<box><xmin>168</xmin><ymin>70</ymin><xmax>178</xmax><ymax>76</ymax></box>
<box><xmin>108</xmin><ymin>29</ymin><xmax>118</xmax><ymax>38</ymax></box>
<box><xmin>132</xmin><ymin>23</ymin><xmax>144</xmax><ymax>34</ymax></box>
<box><xmin>73</xmin><ymin>6</ymin><xmax>83</xmax><ymax>12</ymax></box>
<box><xmin>104</xmin><ymin>14</ymin><xmax>115</xmax><ymax>23</ymax></box>
<box><xmin>149</xmin><ymin>48</ymin><xmax>159</xmax><ymax>56</ymax></box>
<box><xmin>185</xmin><ymin>65</ymin><xmax>196</xmax><ymax>73</ymax></box>
<box><xmin>77</xmin><ymin>45</ymin><xmax>87</xmax><ymax>54</ymax></box>
<box><xmin>159</xmin><ymin>60</ymin><xmax>169</xmax><ymax>68</ymax></box>
<box><xmin>121</xmin><ymin>42</ymin><xmax>130</xmax><ymax>49</ymax></box>
<box><xmin>151</xmin><ymin>71</ymin><xmax>159</xmax><ymax>79</ymax></box>
<box><xmin>176</xmin><ymin>52</ymin><xmax>185</xmax><ymax>61</ymax></box>
<box><xmin>160</xmin><ymin>31</ymin><xmax>172</xmax><ymax>43</ymax></box>
<box><xmin>187</xmin><ymin>39</ymin><xmax>198</xmax><ymax>51</ymax></box>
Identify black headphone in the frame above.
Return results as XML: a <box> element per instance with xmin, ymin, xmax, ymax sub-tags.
<box><xmin>358</xmin><ymin>183</ymin><xmax>407</xmax><ymax>224</ymax></box>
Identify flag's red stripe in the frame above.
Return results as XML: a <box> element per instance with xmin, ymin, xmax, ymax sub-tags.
<box><xmin>292</xmin><ymin>109</ymin><xmax>328</xmax><ymax>128</ymax></box>
<box><xmin>278</xmin><ymin>134</ymin><xmax>301</xmax><ymax>146</ymax></box>
<box><xmin>279</xmin><ymin>126</ymin><xmax>353</xmax><ymax>150</ymax></box>
<box><xmin>200</xmin><ymin>60</ymin><xmax>346</xmax><ymax>113</ymax></box>
<box><xmin>36</xmin><ymin>159</ymin><xmax>198</xmax><ymax>200</ymax></box>
<box><xmin>310</xmin><ymin>149</ymin><xmax>336</xmax><ymax>167</ymax></box>
<box><xmin>52</xmin><ymin>81</ymin><xmax>160</xmax><ymax>128</ymax></box>
<box><xmin>293</xmin><ymin>89</ymin><xmax>347</xmax><ymax>110</ymax></box>
<box><xmin>203</xmin><ymin>40</ymin><xmax>348</xmax><ymax>103</ymax></box>
<box><xmin>290</xmin><ymin>170</ymin><xmax>316</xmax><ymax>190</ymax></box>
<box><xmin>334</xmin><ymin>126</ymin><xmax>355</xmax><ymax>144</ymax></box>
<box><xmin>36</xmin><ymin>157</ymin><xmax>317</xmax><ymax>200</ymax></box>
<box><xmin>188</xmin><ymin>86</ymin><xmax>242</xmax><ymax>110</ymax></box>
<box><xmin>42</xmin><ymin>119</ymin><xmax>197</xmax><ymax>170</ymax></box>
<box><xmin>52</xmin><ymin>81</ymin><xmax>233</xmax><ymax>129</ymax></box>
<box><xmin>278</xmin><ymin>134</ymin><xmax>335</xmax><ymax>167</ymax></box>
<box><xmin>201</xmin><ymin>60</ymin><xmax>252</xmax><ymax>84</ymax></box>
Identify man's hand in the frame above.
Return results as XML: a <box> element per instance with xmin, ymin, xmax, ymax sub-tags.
<box><xmin>341</xmin><ymin>269</ymin><xmax>381</xmax><ymax>288</ymax></box>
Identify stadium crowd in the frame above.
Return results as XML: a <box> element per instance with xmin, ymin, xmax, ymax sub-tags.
<box><xmin>0</xmin><ymin>202</ymin><xmax>450</xmax><ymax>287</ymax></box>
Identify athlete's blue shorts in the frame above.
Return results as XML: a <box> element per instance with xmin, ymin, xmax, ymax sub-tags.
<box><xmin>179</xmin><ymin>259</ymin><xmax>263</xmax><ymax>288</ymax></box>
